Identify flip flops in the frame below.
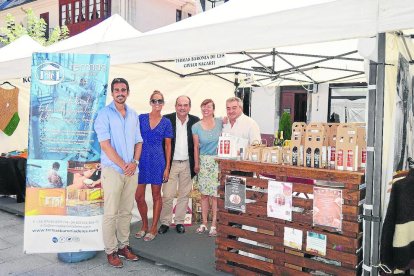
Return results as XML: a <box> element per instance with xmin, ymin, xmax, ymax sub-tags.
<box><xmin>209</xmin><ymin>226</ymin><xmax>217</xmax><ymax>237</ymax></box>
<box><xmin>134</xmin><ymin>230</ymin><xmax>146</xmax><ymax>239</ymax></box>
<box><xmin>196</xmin><ymin>224</ymin><xmax>208</xmax><ymax>234</ymax></box>
<box><xmin>143</xmin><ymin>232</ymin><xmax>156</xmax><ymax>242</ymax></box>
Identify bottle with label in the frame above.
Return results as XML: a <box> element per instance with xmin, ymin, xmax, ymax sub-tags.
<box><xmin>306</xmin><ymin>148</ymin><xmax>312</xmax><ymax>167</ymax></box>
<box><xmin>279</xmin><ymin>131</ymin><xmax>284</xmax><ymax>147</ymax></box>
<box><xmin>273</xmin><ymin>131</ymin><xmax>280</xmax><ymax>147</ymax></box>
<box><xmin>292</xmin><ymin>146</ymin><xmax>298</xmax><ymax>166</ymax></box>
<box><xmin>347</xmin><ymin>149</ymin><xmax>354</xmax><ymax>171</ymax></box>
<box><xmin>314</xmin><ymin>148</ymin><xmax>320</xmax><ymax>168</ymax></box>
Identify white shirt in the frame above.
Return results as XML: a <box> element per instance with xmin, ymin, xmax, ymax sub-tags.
<box><xmin>173</xmin><ymin>115</ymin><xmax>189</xmax><ymax>160</ymax></box>
<box><xmin>223</xmin><ymin>114</ymin><xmax>261</xmax><ymax>144</ymax></box>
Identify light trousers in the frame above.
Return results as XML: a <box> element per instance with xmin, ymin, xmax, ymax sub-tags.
<box><xmin>160</xmin><ymin>160</ymin><xmax>192</xmax><ymax>225</ymax></box>
<box><xmin>102</xmin><ymin>167</ymin><xmax>137</xmax><ymax>254</ymax></box>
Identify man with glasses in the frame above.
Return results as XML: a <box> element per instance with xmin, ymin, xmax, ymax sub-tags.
<box><xmin>158</xmin><ymin>96</ymin><xmax>200</xmax><ymax>234</ymax></box>
<box><xmin>94</xmin><ymin>78</ymin><xmax>142</xmax><ymax>268</ymax></box>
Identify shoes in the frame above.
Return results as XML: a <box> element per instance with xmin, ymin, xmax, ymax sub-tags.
<box><xmin>134</xmin><ymin>230</ymin><xmax>146</xmax><ymax>239</ymax></box>
<box><xmin>176</xmin><ymin>224</ymin><xmax>185</xmax><ymax>234</ymax></box>
<box><xmin>196</xmin><ymin>224</ymin><xmax>208</xmax><ymax>234</ymax></box>
<box><xmin>118</xmin><ymin>246</ymin><xmax>139</xmax><ymax>261</ymax></box>
<box><xmin>143</xmin><ymin>232</ymin><xmax>156</xmax><ymax>242</ymax></box>
<box><xmin>158</xmin><ymin>224</ymin><xmax>169</xmax><ymax>234</ymax></box>
<box><xmin>107</xmin><ymin>252</ymin><xmax>123</xmax><ymax>268</ymax></box>
<box><xmin>209</xmin><ymin>226</ymin><xmax>217</xmax><ymax>237</ymax></box>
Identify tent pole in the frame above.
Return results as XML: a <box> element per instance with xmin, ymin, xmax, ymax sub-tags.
<box><xmin>371</xmin><ymin>32</ymin><xmax>386</xmax><ymax>276</ymax></box>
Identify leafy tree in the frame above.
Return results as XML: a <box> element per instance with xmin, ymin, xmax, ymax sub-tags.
<box><xmin>278</xmin><ymin>112</ymin><xmax>292</xmax><ymax>140</ymax></box>
<box><xmin>0</xmin><ymin>8</ymin><xmax>69</xmax><ymax>46</ymax></box>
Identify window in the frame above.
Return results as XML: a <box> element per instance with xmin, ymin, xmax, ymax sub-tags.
<box><xmin>176</xmin><ymin>9</ymin><xmax>182</xmax><ymax>22</ymax></box>
<box><xmin>40</xmin><ymin>12</ymin><xmax>49</xmax><ymax>39</ymax></box>
<box><xmin>74</xmin><ymin>1</ymin><xmax>80</xmax><ymax>22</ymax></box>
<box><xmin>61</xmin><ymin>5</ymin><xmax>66</xmax><ymax>26</ymax></box>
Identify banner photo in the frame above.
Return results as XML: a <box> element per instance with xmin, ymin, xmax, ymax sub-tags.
<box><xmin>24</xmin><ymin>53</ymin><xmax>109</xmax><ymax>253</ymax></box>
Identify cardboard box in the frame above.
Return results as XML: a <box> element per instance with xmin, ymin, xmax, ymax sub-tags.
<box><xmin>352</xmin><ymin>123</ymin><xmax>367</xmax><ymax>169</ymax></box>
<box><xmin>218</xmin><ymin>134</ymin><xmax>249</xmax><ymax>159</ymax></box>
<box><xmin>261</xmin><ymin>147</ymin><xmax>283</xmax><ymax>164</ymax></box>
<box><xmin>304</xmin><ymin>123</ymin><xmax>327</xmax><ymax>168</ymax></box>
<box><xmin>291</xmin><ymin>122</ymin><xmax>307</xmax><ymax>166</ymax></box>
<box><xmin>335</xmin><ymin>124</ymin><xmax>359</xmax><ymax>171</ymax></box>
<box><xmin>325</xmin><ymin>123</ymin><xmax>339</xmax><ymax>169</ymax></box>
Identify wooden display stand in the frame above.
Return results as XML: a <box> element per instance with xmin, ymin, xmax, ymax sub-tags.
<box><xmin>216</xmin><ymin>159</ymin><xmax>365</xmax><ymax>276</ymax></box>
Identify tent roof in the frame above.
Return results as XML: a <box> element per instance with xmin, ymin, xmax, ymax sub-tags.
<box><xmin>0</xmin><ymin>35</ymin><xmax>44</xmax><ymax>62</ymax></box>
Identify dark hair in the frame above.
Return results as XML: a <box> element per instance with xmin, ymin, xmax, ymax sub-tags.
<box><xmin>52</xmin><ymin>162</ymin><xmax>60</xmax><ymax>169</ymax></box>
<box><xmin>200</xmin><ymin>99</ymin><xmax>215</xmax><ymax>110</ymax></box>
<box><xmin>150</xmin><ymin>90</ymin><xmax>164</xmax><ymax>101</ymax></box>
<box><xmin>111</xmin><ymin>78</ymin><xmax>129</xmax><ymax>92</ymax></box>
<box><xmin>175</xmin><ymin>95</ymin><xmax>191</xmax><ymax>107</ymax></box>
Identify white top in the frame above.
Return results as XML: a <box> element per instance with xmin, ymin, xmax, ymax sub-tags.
<box><xmin>173</xmin><ymin>115</ymin><xmax>189</xmax><ymax>160</ymax></box>
<box><xmin>223</xmin><ymin>114</ymin><xmax>261</xmax><ymax>144</ymax></box>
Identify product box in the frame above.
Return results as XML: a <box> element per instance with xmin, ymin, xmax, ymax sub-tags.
<box><xmin>245</xmin><ymin>143</ymin><xmax>266</xmax><ymax>162</ymax></box>
<box><xmin>325</xmin><ymin>123</ymin><xmax>340</xmax><ymax>169</ymax></box>
<box><xmin>335</xmin><ymin>124</ymin><xmax>359</xmax><ymax>171</ymax></box>
<box><xmin>218</xmin><ymin>134</ymin><xmax>249</xmax><ymax>159</ymax></box>
<box><xmin>261</xmin><ymin>147</ymin><xmax>283</xmax><ymax>164</ymax></box>
<box><xmin>352</xmin><ymin>123</ymin><xmax>367</xmax><ymax>169</ymax></box>
<box><xmin>304</xmin><ymin>123</ymin><xmax>327</xmax><ymax>168</ymax></box>
<box><xmin>291</xmin><ymin>122</ymin><xmax>307</xmax><ymax>166</ymax></box>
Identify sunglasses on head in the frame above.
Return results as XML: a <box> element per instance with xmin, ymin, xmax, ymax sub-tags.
<box><xmin>114</xmin><ymin>88</ymin><xmax>127</xmax><ymax>92</ymax></box>
<box><xmin>150</xmin><ymin>99</ymin><xmax>164</xmax><ymax>104</ymax></box>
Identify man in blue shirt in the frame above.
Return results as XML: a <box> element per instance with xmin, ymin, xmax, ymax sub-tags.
<box><xmin>94</xmin><ymin>78</ymin><xmax>142</xmax><ymax>268</ymax></box>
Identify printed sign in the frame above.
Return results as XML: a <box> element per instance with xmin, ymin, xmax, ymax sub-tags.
<box><xmin>225</xmin><ymin>176</ymin><xmax>246</xmax><ymax>212</ymax></box>
<box><xmin>313</xmin><ymin>187</ymin><xmax>343</xmax><ymax>231</ymax></box>
<box><xmin>267</xmin><ymin>181</ymin><xmax>293</xmax><ymax>221</ymax></box>
<box><xmin>175</xmin><ymin>53</ymin><xmax>226</xmax><ymax>69</ymax></box>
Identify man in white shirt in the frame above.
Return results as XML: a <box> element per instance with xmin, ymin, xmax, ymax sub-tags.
<box><xmin>223</xmin><ymin>97</ymin><xmax>261</xmax><ymax>144</ymax></box>
<box><xmin>159</xmin><ymin>96</ymin><xmax>200</xmax><ymax>234</ymax></box>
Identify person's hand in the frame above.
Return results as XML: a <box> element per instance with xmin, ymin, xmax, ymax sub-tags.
<box><xmin>163</xmin><ymin>169</ymin><xmax>170</xmax><ymax>183</ymax></box>
<box><xmin>194</xmin><ymin>164</ymin><xmax>200</xmax><ymax>174</ymax></box>
<box><xmin>222</xmin><ymin>116</ymin><xmax>229</xmax><ymax>124</ymax></box>
<box><xmin>124</xmin><ymin>162</ymin><xmax>137</xmax><ymax>176</ymax></box>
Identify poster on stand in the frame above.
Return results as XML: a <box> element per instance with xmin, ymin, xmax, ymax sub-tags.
<box><xmin>225</xmin><ymin>176</ymin><xmax>246</xmax><ymax>212</ymax></box>
<box><xmin>24</xmin><ymin>52</ymin><xmax>109</xmax><ymax>253</ymax></box>
<box><xmin>267</xmin><ymin>181</ymin><xmax>293</xmax><ymax>221</ymax></box>
<box><xmin>313</xmin><ymin>186</ymin><xmax>343</xmax><ymax>231</ymax></box>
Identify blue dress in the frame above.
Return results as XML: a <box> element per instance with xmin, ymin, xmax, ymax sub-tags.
<box><xmin>138</xmin><ymin>113</ymin><xmax>173</xmax><ymax>185</ymax></box>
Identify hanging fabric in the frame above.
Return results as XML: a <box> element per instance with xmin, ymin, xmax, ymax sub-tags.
<box><xmin>380</xmin><ymin>168</ymin><xmax>414</xmax><ymax>272</ymax></box>
<box><xmin>0</xmin><ymin>87</ymin><xmax>20</xmax><ymax>136</ymax></box>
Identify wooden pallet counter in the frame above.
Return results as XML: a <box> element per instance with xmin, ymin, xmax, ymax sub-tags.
<box><xmin>216</xmin><ymin>159</ymin><xmax>365</xmax><ymax>276</ymax></box>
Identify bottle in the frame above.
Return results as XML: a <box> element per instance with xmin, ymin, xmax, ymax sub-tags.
<box><xmin>273</xmin><ymin>131</ymin><xmax>280</xmax><ymax>147</ymax></box>
<box><xmin>306</xmin><ymin>148</ymin><xmax>312</xmax><ymax>167</ymax></box>
<box><xmin>314</xmin><ymin>148</ymin><xmax>320</xmax><ymax>168</ymax></box>
<box><xmin>280</xmin><ymin>131</ymin><xmax>284</xmax><ymax>147</ymax></box>
<box><xmin>292</xmin><ymin>146</ymin><xmax>298</xmax><ymax>166</ymax></box>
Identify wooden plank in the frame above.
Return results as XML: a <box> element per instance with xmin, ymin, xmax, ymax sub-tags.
<box><xmin>218</xmin><ymin>211</ymin><xmax>275</xmax><ymax>232</ymax></box>
<box><xmin>217</xmin><ymin>159</ymin><xmax>364</xmax><ymax>185</ymax></box>
<box><xmin>218</xmin><ymin>199</ymin><xmax>361</xmax><ymax>237</ymax></box>
<box><xmin>216</xmin><ymin>249</ymin><xmax>274</xmax><ymax>274</ymax></box>
<box><xmin>216</xmin><ymin>261</ymin><xmax>269</xmax><ymax>276</ymax></box>
<box><xmin>274</xmin><ymin>250</ymin><xmax>357</xmax><ymax>276</ymax></box>
<box><xmin>216</xmin><ymin>237</ymin><xmax>275</xmax><ymax>260</ymax></box>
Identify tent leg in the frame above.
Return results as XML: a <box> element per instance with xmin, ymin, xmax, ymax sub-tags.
<box><xmin>362</xmin><ymin>32</ymin><xmax>385</xmax><ymax>276</ymax></box>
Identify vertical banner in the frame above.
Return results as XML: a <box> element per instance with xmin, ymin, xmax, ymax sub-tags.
<box><xmin>24</xmin><ymin>53</ymin><xmax>110</xmax><ymax>253</ymax></box>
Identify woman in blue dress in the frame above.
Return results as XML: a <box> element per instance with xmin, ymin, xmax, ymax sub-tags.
<box><xmin>135</xmin><ymin>90</ymin><xmax>173</xmax><ymax>241</ymax></box>
<box><xmin>192</xmin><ymin>99</ymin><xmax>222</xmax><ymax>237</ymax></box>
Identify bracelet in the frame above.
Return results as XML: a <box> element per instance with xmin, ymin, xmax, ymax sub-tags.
<box><xmin>133</xmin><ymin>159</ymin><xmax>139</xmax><ymax>165</ymax></box>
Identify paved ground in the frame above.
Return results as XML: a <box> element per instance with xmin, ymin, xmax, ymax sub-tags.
<box><xmin>0</xmin><ymin>210</ymin><xmax>190</xmax><ymax>276</ymax></box>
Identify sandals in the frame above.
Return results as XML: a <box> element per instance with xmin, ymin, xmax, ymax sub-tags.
<box><xmin>196</xmin><ymin>224</ymin><xmax>208</xmax><ymax>234</ymax></box>
<box><xmin>209</xmin><ymin>226</ymin><xmax>217</xmax><ymax>237</ymax></box>
<box><xmin>143</xmin><ymin>232</ymin><xmax>156</xmax><ymax>242</ymax></box>
<box><xmin>134</xmin><ymin>230</ymin><xmax>146</xmax><ymax>239</ymax></box>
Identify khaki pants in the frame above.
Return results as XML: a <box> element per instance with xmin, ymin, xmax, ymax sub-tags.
<box><xmin>102</xmin><ymin>167</ymin><xmax>137</xmax><ymax>254</ymax></box>
<box><xmin>160</xmin><ymin>160</ymin><xmax>192</xmax><ymax>225</ymax></box>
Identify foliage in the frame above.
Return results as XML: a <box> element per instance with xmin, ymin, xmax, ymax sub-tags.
<box><xmin>0</xmin><ymin>8</ymin><xmax>69</xmax><ymax>46</ymax></box>
<box><xmin>278</xmin><ymin>112</ymin><xmax>292</xmax><ymax>140</ymax></box>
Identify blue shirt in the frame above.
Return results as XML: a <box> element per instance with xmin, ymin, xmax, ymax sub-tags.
<box><xmin>192</xmin><ymin>118</ymin><xmax>222</xmax><ymax>155</ymax></box>
<box><xmin>94</xmin><ymin>101</ymin><xmax>143</xmax><ymax>174</ymax></box>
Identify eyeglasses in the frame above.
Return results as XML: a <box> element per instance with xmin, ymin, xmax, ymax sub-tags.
<box><xmin>150</xmin><ymin>99</ymin><xmax>164</xmax><ymax>104</ymax></box>
<box><xmin>113</xmin><ymin>88</ymin><xmax>127</xmax><ymax>92</ymax></box>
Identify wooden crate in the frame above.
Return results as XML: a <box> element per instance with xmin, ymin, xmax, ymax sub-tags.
<box><xmin>216</xmin><ymin>159</ymin><xmax>365</xmax><ymax>276</ymax></box>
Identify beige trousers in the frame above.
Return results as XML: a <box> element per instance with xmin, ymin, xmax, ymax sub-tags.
<box><xmin>160</xmin><ymin>160</ymin><xmax>192</xmax><ymax>225</ymax></box>
<box><xmin>102</xmin><ymin>167</ymin><xmax>137</xmax><ymax>254</ymax></box>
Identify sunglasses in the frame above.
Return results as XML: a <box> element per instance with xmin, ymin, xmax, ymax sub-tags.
<box><xmin>150</xmin><ymin>99</ymin><xmax>164</xmax><ymax>104</ymax></box>
<box><xmin>113</xmin><ymin>88</ymin><xmax>127</xmax><ymax>92</ymax></box>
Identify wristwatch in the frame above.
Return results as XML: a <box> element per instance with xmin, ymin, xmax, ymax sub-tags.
<box><xmin>133</xmin><ymin>159</ymin><xmax>139</xmax><ymax>165</ymax></box>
